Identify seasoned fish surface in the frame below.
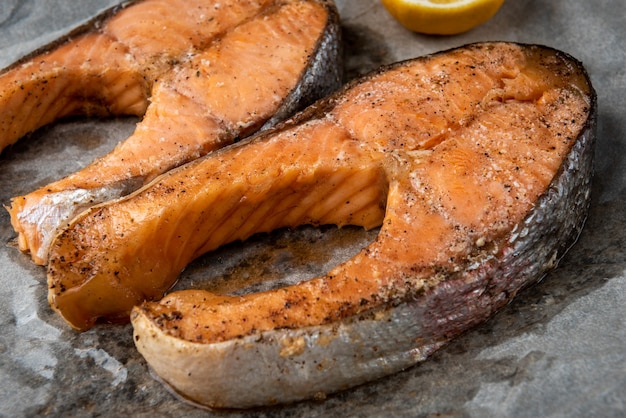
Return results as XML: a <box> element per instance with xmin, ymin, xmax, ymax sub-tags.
<box><xmin>46</xmin><ymin>43</ymin><xmax>595</xmax><ymax>407</ymax></box>
<box><xmin>4</xmin><ymin>0</ymin><xmax>341</xmax><ymax>264</ymax></box>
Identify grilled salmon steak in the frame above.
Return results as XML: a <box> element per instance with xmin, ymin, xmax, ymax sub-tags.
<box><xmin>46</xmin><ymin>42</ymin><xmax>596</xmax><ymax>408</ymax></box>
<box><xmin>4</xmin><ymin>0</ymin><xmax>341</xmax><ymax>265</ymax></box>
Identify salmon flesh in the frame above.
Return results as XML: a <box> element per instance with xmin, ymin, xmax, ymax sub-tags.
<box><xmin>3</xmin><ymin>0</ymin><xmax>341</xmax><ymax>265</ymax></box>
<box><xmin>46</xmin><ymin>42</ymin><xmax>596</xmax><ymax>408</ymax></box>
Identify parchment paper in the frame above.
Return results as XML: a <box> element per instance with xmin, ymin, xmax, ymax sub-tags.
<box><xmin>1</xmin><ymin>1</ymin><xmax>624</xmax><ymax>416</ymax></box>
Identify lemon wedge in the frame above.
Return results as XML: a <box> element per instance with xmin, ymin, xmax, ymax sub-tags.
<box><xmin>381</xmin><ymin>0</ymin><xmax>505</xmax><ymax>35</ymax></box>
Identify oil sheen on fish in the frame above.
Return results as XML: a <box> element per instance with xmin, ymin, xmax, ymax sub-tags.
<box><xmin>46</xmin><ymin>42</ymin><xmax>596</xmax><ymax>408</ymax></box>
<box><xmin>3</xmin><ymin>0</ymin><xmax>341</xmax><ymax>265</ymax></box>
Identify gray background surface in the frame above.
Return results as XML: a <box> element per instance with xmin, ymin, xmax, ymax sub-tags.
<box><xmin>0</xmin><ymin>1</ymin><xmax>624</xmax><ymax>417</ymax></box>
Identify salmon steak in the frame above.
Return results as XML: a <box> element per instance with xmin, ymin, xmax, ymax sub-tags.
<box><xmin>45</xmin><ymin>42</ymin><xmax>596</xmax><ymax>408</ymax></box>
<box><xmin>3</xmin><ymin>0</ymin><xmax>341</xmax><ymax>265</ymax></box>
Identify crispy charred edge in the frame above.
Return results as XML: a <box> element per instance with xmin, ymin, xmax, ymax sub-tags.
<box><xmin>261</xmin><ymin>0</ymin><xmax>343</xmax><ymax>129</ymax></box>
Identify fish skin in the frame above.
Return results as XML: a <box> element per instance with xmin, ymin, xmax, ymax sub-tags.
<box><xmin>47</xmin><ymin>42</ymin><xmax>595</xmax><ymax>407</ymax></box>
<box><xmin>3</xmin><ymin>0</ymin><xmax>342</xmax><ymax>265</ymax></box>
